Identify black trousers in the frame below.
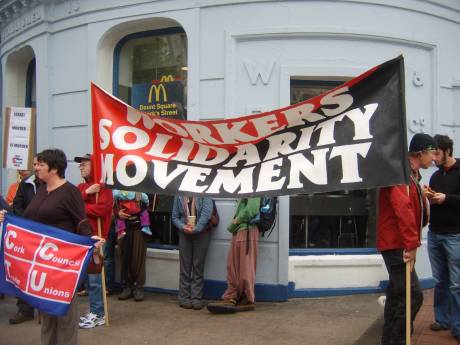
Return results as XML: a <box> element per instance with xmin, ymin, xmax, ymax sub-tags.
<box><xmin>16</xmin><ymin>298</ymin><xmax>34</xmax><ymax>316</ymax></box>
<box><xmin>381</xmin><ymin>250</ymin><xmax>424</xmax><ymax>345</ymax></box>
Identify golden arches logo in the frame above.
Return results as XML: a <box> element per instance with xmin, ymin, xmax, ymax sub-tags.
<box><xmin>148</xmin><ymin>84</ymin><xmax>168</xmax><ymax>103</ymax></box>
<box><xmin>160</xmin><ymin>75</ymin><xmax>174</xmax><ymax>82</ymax></box>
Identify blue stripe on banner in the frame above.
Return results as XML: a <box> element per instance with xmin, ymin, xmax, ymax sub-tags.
<box><xmin>0</xmin><ymin>214</ymin><xmax>94</xmax><ymax>316</ymax></box>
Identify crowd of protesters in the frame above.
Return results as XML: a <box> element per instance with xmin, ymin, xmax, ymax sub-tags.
<box><xmin>0</xmin><ymin>147</ymin><xmax>260</xmax><ymax>345</ymax></box>
<box><xmin>1</xmin><ymin>133</ymin><xmax>459</xmax><ymax>345</ymax></box>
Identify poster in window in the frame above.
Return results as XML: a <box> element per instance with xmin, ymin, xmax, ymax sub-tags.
<box><xmin>2</xmin><ymin>107</ymin><xmax>35</xmax><ymax>170</ymax></box>
<box><xmin>131</xmin><ymin>75</ymin><xmax>185</xmax><ymax>120</ymax></box>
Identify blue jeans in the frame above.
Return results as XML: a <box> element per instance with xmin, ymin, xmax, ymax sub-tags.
<box><xmin>86</xmin><ymin>274</ymin><xmax>104</xmax><ymax>317</ymax></box>
<box><xmin>104</xmin><ymin>223</ymin><xmax>116</xmax><ymax>293</ymax></box>
<box><xmin>428</xmin><ymin>231</ymin><xmax>460</xmax><ymax>336</ymax></box>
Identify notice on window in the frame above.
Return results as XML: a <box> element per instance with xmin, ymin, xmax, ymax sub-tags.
<box><xmin>131</xmin><ymin>75</ymin><xmax>186</xmax><ymax>120</ymax></box>
<box><xmin>3</xmin><ymin>107</ymin><xmax>35</xmax><ymax>170</ymax></box>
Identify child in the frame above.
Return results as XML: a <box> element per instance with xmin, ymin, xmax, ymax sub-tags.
<box><xmin>113</xmin><ymin>190</ymin><xmax>151</xmax><ymax>240</ymax></box>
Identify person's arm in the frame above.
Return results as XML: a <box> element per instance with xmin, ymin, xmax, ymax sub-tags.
<box><xmin>388</xmin><ymin>185</ymin><xmax>420</xmax><ymax>251</ymax></box>
<box><xmin>85</xmin><ymin>188</ymin><xmax>114</xmax><ymax>219</ymax></box>
<box><xmin>5</xmin><ymin>182</ymin><xmax>18</xmax><ymax>205</ymax></box>
<box><xmin>171</xmin><ymin>197</ymin><xmax>187</xmax><ymax>233</ymax></box>
<box><xmin>193</xmin><ymin>198</ymin><xmax>213</xmax><ymax>233</ymax></box>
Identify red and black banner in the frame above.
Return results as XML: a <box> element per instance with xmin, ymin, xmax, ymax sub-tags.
<box><xmin>91</xmin><ymin>56</ymin><xmax>409</xmax><ymax>197</ymax></box>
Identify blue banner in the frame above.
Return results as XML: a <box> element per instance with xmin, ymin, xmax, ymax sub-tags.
<box><xmin>0</xmin><ymin>214</ymin><xmax>94</xmax><ymax>316</ymax></box>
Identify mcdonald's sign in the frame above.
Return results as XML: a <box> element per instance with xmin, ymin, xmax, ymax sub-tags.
<box><xmin>160</xmin><ymin>75</ymin><xmax>174</xmax><ymax>82</ymax></box>
<box><xmin>148</xmin><ymin>84</ymin><xmax>168</xmax><ymax>103</ymax></box>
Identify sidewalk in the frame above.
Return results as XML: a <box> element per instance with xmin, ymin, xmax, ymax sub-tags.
<box><xmin>413</xmin><ymin>289</ymin><xmax>458</xmax><ymax>345</ymax></box>
<box><xmin>0</xmin><ymin>288</ymin><xmax>456</xmax><ymax>345</ymax></box>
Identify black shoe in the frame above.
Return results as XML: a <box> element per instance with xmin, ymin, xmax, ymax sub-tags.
<box><xmin>9</xmin><ymin>312</ymin><xmax>34</xmax><ymax>325</ymax></box>
<box><xmin>454</xmin><ymin>335</ymin><xmax>460</xmax><ymax>343</ymax></box>
<box><xmin>133</xmin><ymin>287</ymin><xmax>144</xmax><ymax>302</ymax></box>
<box><xmin>118</xmin><ymin>287</ymin><xmax>133</xmax><ymax>300</ymax></box>
<box><xmin>430</xmin><ymin>322</ymin><xmax>449</xmax><ymax>331</ymax></box>
<box><xmin>0</xmin><ymin>294</ymin><xmax>4</xmax><ymax>300</ymax></box>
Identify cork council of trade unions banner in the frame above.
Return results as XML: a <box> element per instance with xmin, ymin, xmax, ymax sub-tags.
<box><xmin>91</xmin><ymin>56</ymin><xmax>410</xmax><ymax>198</ymax></box>
<box><xmin>0</xmin><ymin>214</ymin><xmax>94</xmax><ymax>316</ymax></box>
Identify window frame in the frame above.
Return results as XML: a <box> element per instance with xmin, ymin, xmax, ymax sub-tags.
<box><xmin>113</xmin><ymin>27</ymin><xmax>186</xmax><ymax>98</ymax></box>
<box><xmin>288</xmin><ymin>78</ymin><xmax>377</xmax><ymax>256</ymax></box>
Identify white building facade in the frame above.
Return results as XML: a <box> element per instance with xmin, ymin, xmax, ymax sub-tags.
<box><xmin>1</xmin><ymin>0</ymin><xmax>459</xmax><ymax>301</ymax></box>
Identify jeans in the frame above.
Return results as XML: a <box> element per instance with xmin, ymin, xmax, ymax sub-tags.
<box><xmin>104</xmin><ymin>222</ymin><xmax>116</xmax><ymax>293</ymax></box>
<box><xmin>86</xmin><ymin>274</ymin><xmax>104</xmax><ymax>317</ymax></box>
<box><xmin>428</xmin><ymin>231</ymin><xmax>460</xmax><ymax>336</ymax></box>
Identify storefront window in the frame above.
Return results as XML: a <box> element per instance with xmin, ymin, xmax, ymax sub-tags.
<box><xmin>115</xmin><ymin>28</ymin><xmax>187</xmax><ymax>247</ymax></box>
<box><xmin>289</xmin><ymin>79</ymin><xmax>377</xmax><ymax>251</ymax></box>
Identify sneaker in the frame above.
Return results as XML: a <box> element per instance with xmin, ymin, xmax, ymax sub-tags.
<box><xmin>79</xmin><ymin>313</ymin><xmax>105</xmax><ymax>329</ymax></box>
<box><xmin>430</xmin><ymin>322</ymin><xmax>449</xmax><ymax>331</ymax></box>
<box><xmin>118</xmin><ymin>287</ymin><xmax>133</xmax><ymax>300</ymax></box>
<box><xmin>133</xmin><ymin>286</ymin><xmax>144</xmax><ymax>302</ymax></box>
<box><xmin>9</xmin><ymin>312</ymin><xmax>34</xmax><ymax>325</ymax></box>
<box><xmin>77</xmin><ymin>289</ymin><xmax>88</xmax><ymax>297</ymax></box>
<box><xmin>79</xmin><ymin>312</ymin><xmax>91</xmax><ymax>322</ymax></box>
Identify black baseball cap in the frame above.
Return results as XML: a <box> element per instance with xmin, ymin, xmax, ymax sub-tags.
<box><xmin>74</xmin><ymin>153</ymin><xmax>92</xmax><ymax>163</ymax></box>
<box><xmin>409</xmin><ymin>133</ymin><xmax>437</xmax><ymax>153</ymax></box>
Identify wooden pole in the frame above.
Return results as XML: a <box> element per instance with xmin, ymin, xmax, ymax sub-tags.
<box><xmin>406</xmin><ymin>261</ymin><xmax>411</xmax><ymax>345</ymax></box>
<box><xmin>96</xmin><ymin>192</ymin><xmax>110</xmax><ymax>326</ymax></box>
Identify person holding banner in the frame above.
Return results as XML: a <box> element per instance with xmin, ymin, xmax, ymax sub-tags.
<box><xmin>8</xmin><ymin>155</ymin><xmax>41</xmax><ymax>325</ymax></box>
<box><xmin>74</xmin><ymin>154</ymin><xmax>113</xmax><ymax>329</ymax></box>
<box><xmin>172</xmin><ymin>196</ymin><xmax>213</xmax><ymax>310</ymax></box>
<box><xmin>208</xmin><ymin>197</ymin><xmax>260</xmax><ymax>313</ymax></box>
<box><xmin>377</xmin><ymin>133</ymin><xmax>436</xmax><ymax>345</ymax></box>
<box><xmin>0</xmin><ymin>149</ymin><xmax>104</xmax><ymax>345</ymax></box>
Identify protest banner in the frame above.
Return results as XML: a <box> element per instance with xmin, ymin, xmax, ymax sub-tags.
<box><xmin>91</xmin><ymin>56</ymin><xmax>409</xmax><ymax>197</ymax></box>
<box><xmin>2</xmin><ymin>107</ymin><xmax>35</xmax><ymax>170</ymax></box>
<box><xmin>0</xmin><ymin>214</ymin><xmax>94</xmax><ymax>316</ymax></box>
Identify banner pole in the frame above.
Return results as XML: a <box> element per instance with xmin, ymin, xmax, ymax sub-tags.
<box><xmin>96</xmin><ymin>192</ymin><xmax>110</xmax><ymax>326</ymax></box>
<box><xmin>406</xmin><ymin>261</ymin><xmax>411</xmax><ymax>345</ymax></box>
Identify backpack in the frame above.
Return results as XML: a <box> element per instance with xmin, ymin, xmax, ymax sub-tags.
<box><xmin>251</xmin><ymin>197</ymin><xmax>277</xmax><ymax>237</ymax></box>
<box><xmin>206</xmin><ymin>200</ymin><xmax>219</xmax><ymax>231</ymax></box>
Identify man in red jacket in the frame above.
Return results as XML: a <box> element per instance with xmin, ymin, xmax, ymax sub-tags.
<box><xmin>74</xmin><ymin>154</ymin><xmax>113</xmax><ymax>329</ymax></box>
<box><xmin>377</xmin><ymin>133</ymin><xmax>437</xmax><ymax>345</ymax></box>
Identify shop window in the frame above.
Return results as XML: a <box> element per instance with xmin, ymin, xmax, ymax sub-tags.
<box><xmin>289</xmin><ymin>79</ymin><xmax>377</xmax><ymax>251</ymax></box>
<box><xmin>114</xmin><ymin>27</ymin><xmax>187</xmax><ymax>247</ymax></box>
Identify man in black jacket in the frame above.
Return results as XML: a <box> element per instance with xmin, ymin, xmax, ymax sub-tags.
<box><xmin>8</xmin><ymin>156</ymin><xmax>42</xmax><ymax>325</ymax></box>
<box><xmin>427</xmin><ymin>134</ymin><xmax>460</xmax><ymax>343</ymax></box>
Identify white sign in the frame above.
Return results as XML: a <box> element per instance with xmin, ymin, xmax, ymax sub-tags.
<box><xmin>5</xmin><ymin>107</ymin><xmax>33</xmax><ymax>170</ymax></box>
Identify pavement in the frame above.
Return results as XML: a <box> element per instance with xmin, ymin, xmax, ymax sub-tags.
<box><xmin>0</xmin><ymin>289</ymin><xmax>456</xmax><ymax>345</ymax></box>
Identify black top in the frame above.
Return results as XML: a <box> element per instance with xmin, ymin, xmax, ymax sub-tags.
<box><xmin>13</xmin><ymin>174</ymin><xmax>42</xmax><ymax>216</ymax></box>
<box><xmin>0</xmin><ymin>194</ymin><xmax>10</xmax><ymax>211</ymax></box>
<box><xmin>23</xmin><ymin>182</ymin><xmax>92</xmax><ymax>236</ymax></box>
<box><xmin>429</xmin><ymin>159</ymin><xmax>460</xmax><ymax>234</ymax></box>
